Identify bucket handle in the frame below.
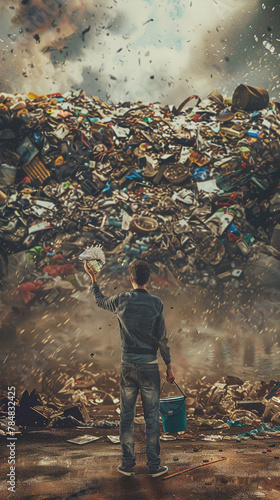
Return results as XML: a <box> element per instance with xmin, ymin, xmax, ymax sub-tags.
<box><xmin>160</xmin><ymin>381</ymin><xmax>187</xmax><ymax>416</ymax></box>
<box><xmin>160</xmin><ymin>380</ymin><xmax>186</xmax><ymax>397</ymax></box>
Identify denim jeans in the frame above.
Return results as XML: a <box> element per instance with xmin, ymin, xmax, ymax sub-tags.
<box><xmin>119</xmin><ymin>362</ymin><xmax>161</xmax><ymax>470</ymax></box>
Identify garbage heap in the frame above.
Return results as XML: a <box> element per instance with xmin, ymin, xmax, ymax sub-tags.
<box><xmin>1</xmin><ymin>371</ymin><xmax>280</xmax><ymax>440</ymax></box>
<box><xmin>0</xmin><ymin>85</ymin><xmax>280</xmax><ymax>297</ymax></box>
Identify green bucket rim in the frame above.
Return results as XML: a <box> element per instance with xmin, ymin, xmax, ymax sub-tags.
<box><xmin>160</xmin><ymin>396</ymin><xmax>186</xmax><ymax>416</ymax></box>
<box><xmin>160</xmin><ymin>395</ymin><xmax>185</xmax><ymax>402</ymax></box>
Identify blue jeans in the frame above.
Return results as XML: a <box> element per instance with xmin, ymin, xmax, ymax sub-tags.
<box><xmin>119</xmin><ymin>362</ymin><xmax>161</xmax><ymax>470</ymax></box>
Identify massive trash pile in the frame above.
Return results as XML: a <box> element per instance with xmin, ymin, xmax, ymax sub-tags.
<box><xmin>0</xmin><ymin>84</ymin><xmax>280</xmax><ymax>297</ymax></box>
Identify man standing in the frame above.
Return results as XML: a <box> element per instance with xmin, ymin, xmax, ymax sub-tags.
<box><xmin>85</xmin><ymin>259</ymin><xmax>175</xmax><ymax>478</ymax></box>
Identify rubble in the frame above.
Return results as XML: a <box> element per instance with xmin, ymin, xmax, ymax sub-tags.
<box><xmin>67</xmin><ymin>434</ymin><xmax>100</xmax><ymax>445</ymax></box>
<box><xmin>1</xmin><ymin>370</ymin><xmax>280</xmax><ymax>444</ymax></box>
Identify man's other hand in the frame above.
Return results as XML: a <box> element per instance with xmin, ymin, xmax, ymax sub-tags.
<box><xmin>166</xmin><ymin>363</ymin><xmax>175</xmax><ymax>383</ymax></box>
<box><xmin>84</xmin><ymin>261</ymin><xmax>96</xmax><ymax>283</ymax></box>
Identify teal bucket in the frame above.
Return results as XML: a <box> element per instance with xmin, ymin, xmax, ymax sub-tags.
<box><xmin>159</xmin><ymin>382</ymin><xmax>187</xmax><ymax>433</ymax></box>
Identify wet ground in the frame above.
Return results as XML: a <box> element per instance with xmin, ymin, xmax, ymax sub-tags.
<box><xmin>1</xmin><ymin>411</ymin><xmax>280</xmax><ymax>500</ymax></box>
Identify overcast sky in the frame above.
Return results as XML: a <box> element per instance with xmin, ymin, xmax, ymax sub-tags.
<box><xmin>0</xmin><ymin>0</ymin><xmax>279</xmax><ymax>104</ymax></box>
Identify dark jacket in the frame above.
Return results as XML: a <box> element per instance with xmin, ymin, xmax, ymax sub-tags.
<box><xmin>91</xmin><ymin>283</ymin><xmax>171</xmax><ymax>365</ymax></box>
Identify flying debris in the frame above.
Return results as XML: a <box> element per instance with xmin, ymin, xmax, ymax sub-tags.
<box><xmin>33</xmin><ymin>34</ymin><xmax>40</xmax><ymax>44</ymax></box>
<box><xmin>143</xmin><ymin>18</ymin><xmax>154</xmax><ymax>26</ymax></box>
<box><xmin>263</xmin><ymin>40</ymin><xmax>275</xmax><ymax>54</ymax></box>
<box><xmin>43</xmin><ymin>46</ymin><xmax>56</xmax><ymax>53</ymax></box>
<box><xmin>82</xmin><ymin>25</ymin><xmax>91</xmax><ymax>42</ymax></box>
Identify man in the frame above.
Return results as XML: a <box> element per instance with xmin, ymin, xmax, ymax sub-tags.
<box><xmin>85</xmin><ymin>259</ymin><xmax>175</xmax><ymax>478</ymax></box>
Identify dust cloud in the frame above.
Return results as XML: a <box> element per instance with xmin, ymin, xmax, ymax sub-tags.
<box><xmin>0</xmin><ymin>0</ymin><xmax>279</xmax><ymax>104</ymax></box>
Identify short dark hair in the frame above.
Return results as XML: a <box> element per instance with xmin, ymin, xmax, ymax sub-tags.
<box><xmin>129</xmin><ymin>260</ymin><xmax>150</xmax><ymax>286</ymax></box>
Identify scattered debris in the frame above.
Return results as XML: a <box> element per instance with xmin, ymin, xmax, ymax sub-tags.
<box><xmin>163</xmin><ymin>457</ymin><xmax>227</xmax><ymax>480</ymax></box>
<box><xmin>67</xmin><ymin>434</ymin><xmax>100</xmax><ymax>445</ymax></box>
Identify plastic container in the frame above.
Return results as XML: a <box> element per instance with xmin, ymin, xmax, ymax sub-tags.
<box><xmin>159</xmin><ymin>381</ymin><xmax>187</xmax><ymax>433</ymax></box>
<box><xmin>232</xmin><ymin>84</ymin><xmax>269</xmax><ymax>111</ymax></box>
<box><xmin>247</xmin><ymin>129</ymin><xmax>261</xmax><ymax>138</ymax></box>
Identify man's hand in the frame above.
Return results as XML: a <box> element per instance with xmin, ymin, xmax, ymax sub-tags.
<box><xmin>84</xmin><ymin>261</ymin><xmax>96</xmax><ymax>283</ymax></box>
<box><xmin>166</xmin><ymin>363</ymin><xmax>175</xmax><ymax>383</ymax></box>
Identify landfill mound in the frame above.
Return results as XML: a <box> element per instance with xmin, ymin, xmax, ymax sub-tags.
<box><xmin>1</xmin><ymin>86</ymin><xmax>280</xmax><ymax>291</ymax></box>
